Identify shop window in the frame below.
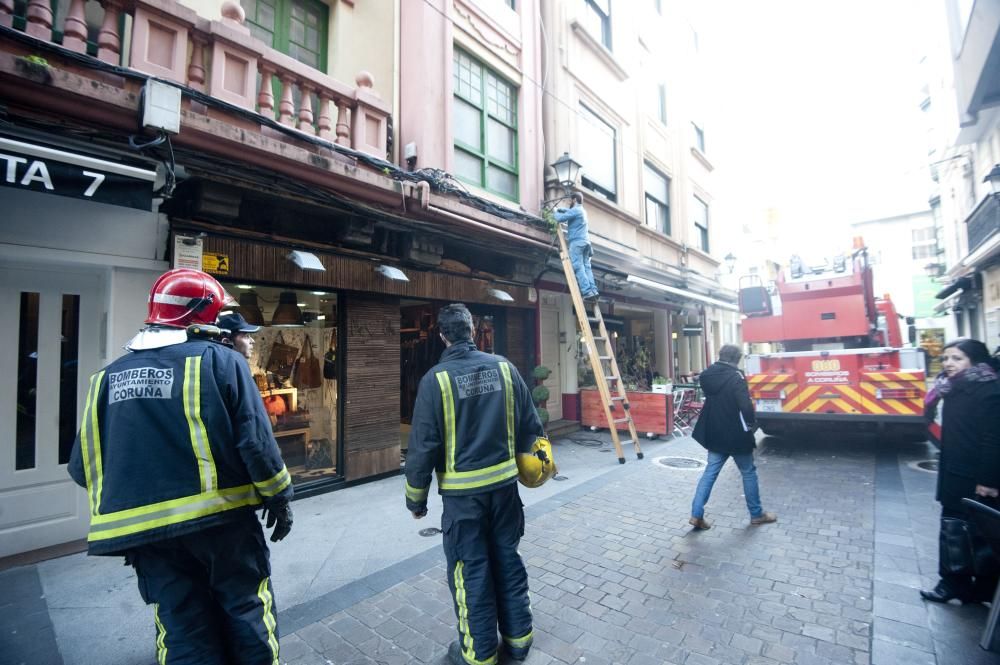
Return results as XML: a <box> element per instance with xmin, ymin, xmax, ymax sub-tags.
<box><xmin>223</xmin><ymin>283</ymin><xmax>340</xmax><ymax>486</ymax></box>
<box><xmin>452</xmin><ymin>48</ymin><xmax>520</xmax><ymax>201</ymax></box>
<box><xmin>16</xmin><ymin>292</ymin><xmax>39</xmax><ymax>470</ymax></box>
<box><xmin>58</xmin><ymin>294</ymin><xmax>80</xmax><ymax>464</ymax></box>
<box><xmin>579</xmin><ymin>103</ymin><xmax>617</xmax><ymax>202</ymax></box>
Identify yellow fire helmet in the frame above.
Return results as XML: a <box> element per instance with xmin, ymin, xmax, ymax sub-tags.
<box><xmin>516</xmin><ymin>436</ymin><xmax>557</xmax><ymax>488</ymax></box>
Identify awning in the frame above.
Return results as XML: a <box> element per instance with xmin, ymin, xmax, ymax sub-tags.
<box><xmin>626</xmin><ymin>274</ymin><xmax>738</xmax><ymax>311</ymax></box>
<box><xmin>935</xmin><ymin>276</ymin><xmax>973</xmax><ymax>300</ymax></box>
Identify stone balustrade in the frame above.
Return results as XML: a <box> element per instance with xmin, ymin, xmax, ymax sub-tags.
<box><xmin>0</xmin><ymin>0</ymin><xmax>390</xmax><ymax>157</ymax></box>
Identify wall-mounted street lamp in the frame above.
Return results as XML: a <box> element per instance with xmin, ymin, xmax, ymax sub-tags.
<box><xmin>924</xmin><ymin>262</ymin><xmax>946</xmax><ymax>279</ymax></box>
<box><xmin>985</xmin><ymin>164</ymin><xmax>1000</xmax><ymax>195</ymax></box>
<box><xmin>551</xmin><ymin>152</ymin><xmax>582</xmax><ymax>192</ymax></box>
<box><xmin>724</xmin><ymin>252</ymin><xmax>737</xmax><ymax>274</ymax></box>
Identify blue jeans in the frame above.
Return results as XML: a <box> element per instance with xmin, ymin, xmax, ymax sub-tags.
<box><xmin>691</xmin><ymin>450</ymin><xmax>764</xmax><ymax>519</ymax></box>
<box><xmin>569</xmin><ymin>241</ymin><xmax>596</xmax><ymax>295</ymax></box>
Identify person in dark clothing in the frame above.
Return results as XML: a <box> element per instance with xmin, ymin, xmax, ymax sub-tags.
<box><xmin>920</xmin><ymin>338</ymin><xmax>1000</xmax><ymax>604</ymax></box>
<box><xmin>689</xmin><ymin>344</ymin><xmax>777</xmax><ymax>529</ymax></box>
<box><xmin>68</xmin><ymin>269</ymin><xmax>293</xmax><ymax>665</ymax></box>
<box><xmin>405</xmin><ymin>303</ymin><xmax>545</xmax><ymax>665</ymax></box>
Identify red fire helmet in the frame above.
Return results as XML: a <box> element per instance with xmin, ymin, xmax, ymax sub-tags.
<box><xmin>145</xmin><ymin>268</ymin><xmax>237</xmax><ymax>328</ymax></box>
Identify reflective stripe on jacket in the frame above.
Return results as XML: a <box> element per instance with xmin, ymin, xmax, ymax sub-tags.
<box><xmin>405</xmin><ymin>341</ymin><xmax>544</xmax><ymax>511</ymax></box>
<box><xmin>68</xmin><ymin>339</ymin><xmax>292</xmax><ymax>555</ymax></box>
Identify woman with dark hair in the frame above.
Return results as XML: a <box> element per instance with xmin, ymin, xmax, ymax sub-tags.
<box><xmin>921</xmin><ymin>338</ymin><xmax>1000</xmax><ymax>604</ymax></box>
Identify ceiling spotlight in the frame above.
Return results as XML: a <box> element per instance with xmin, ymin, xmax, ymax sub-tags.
<box><xmin>487</xmin><ymin>288</ymin><xmax>514</xmax><ymax>302</ymax></box>
<box><xmin>288</xmin><ymin>250</ymin><xmax>325</xmax><ymax>271</ymax></box>
<box><xmin>376</xmin><ymin>264</ymin><xmax>409</xmax><ymax>282</ymax></box>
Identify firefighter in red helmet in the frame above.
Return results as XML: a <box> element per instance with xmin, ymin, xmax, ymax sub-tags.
<box><xmin>68</xmin><ymin>268</ymin><xmax>294</xmax><ymax>665</ymax></box>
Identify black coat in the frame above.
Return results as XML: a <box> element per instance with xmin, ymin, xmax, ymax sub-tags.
<box><xmin>692</xmin><ymin>361</ymin><xmax>757</xmax><ymax>455</ymax></box>
<box><xmin>934</xmin><ymin>379</ymin><xmax>1000</xmax><ymax>510</ymax></box>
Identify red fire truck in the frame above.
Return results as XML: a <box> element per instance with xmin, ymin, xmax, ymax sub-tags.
<box><xmin>739</xmin><ymin>241</ymin><xmax>927</xmax><ymax>440</ymax></box>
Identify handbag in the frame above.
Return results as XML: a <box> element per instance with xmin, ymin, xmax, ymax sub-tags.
<box><xmin>940</xmin><ymin>516</ymin><xmax>996</xmax><ymax>577</ymax></box>
<box><xmin>266</xmin><ymin>332</ymin><xmax>299</xmax><ymax>378</ymax></box>
<box><xmin>293</xmin><ymin>334</ymin><xmax>323</xmax><ymax>390</ymax></box>
<box><xmin>323</xmin><ymin>331</ymin><xmax>337</xmax><ymax>380</ymax></box>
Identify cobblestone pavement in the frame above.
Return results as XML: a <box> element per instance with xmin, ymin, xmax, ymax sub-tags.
<box><xmin>278</xmin><ymin>435</ymin><xmax>995</xmax><ymax>665</ymax></box>
<box><xmin>4</xmin><ymin>434</ymin><xmax>996</xmax><ymax>665</ymax></box>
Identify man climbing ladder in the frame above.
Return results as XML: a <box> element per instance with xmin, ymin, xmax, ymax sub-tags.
<box><xmin>550</xmin><ymin>202</ymin><xmax>643</xmax><ymax>464</ymax></box>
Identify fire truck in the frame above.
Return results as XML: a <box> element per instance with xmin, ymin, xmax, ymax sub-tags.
<box><xmin>738</xmin><ymin>241</ymin><xmax>927</xmax><ymax>440</ymax></box>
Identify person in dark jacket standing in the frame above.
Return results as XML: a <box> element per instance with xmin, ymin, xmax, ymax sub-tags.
<box><xmin>68</xmin><ymin>269</ymin><xmax>293</xmax><ymax>665</ymax></box>
<box><xmin>920</xmin><ymin>338</ymin><xmax>1000</xmax><ymax>604</ymax></box>
<box><xmin>405</xmin><ymin>303</ymin><xmax>545</xmax><ymax>665</ymax></box>
<box><xmin>689</xmin><ymin>344</ymin><xmax>777</xmax><ymax>529</ymax></box>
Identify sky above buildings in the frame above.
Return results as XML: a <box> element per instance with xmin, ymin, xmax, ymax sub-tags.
<box><xmin>693</xmin><ymin>0</ymin><xmax>941</xmax><ymax>266</ymax></box>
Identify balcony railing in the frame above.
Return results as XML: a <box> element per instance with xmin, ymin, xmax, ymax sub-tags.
<box><xmin>966</xmin><ymin>193</ymin><xmax>1000</xmax><ymax>255</ymax></box>
<box><xmin>0</xmin><ymin>0</ymin><xmax>390</xmax><ymax>157</ymax></box>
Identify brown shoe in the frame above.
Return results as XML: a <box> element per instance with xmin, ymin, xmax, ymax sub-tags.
<box><xmin>688</xmin><ymin>516</ymin><xmax>712</xmax><ymax>530</ymax></box>
<box><xmin>750</xmin><ymin>512</ymin><xmax>777</xmax><ymax>525</ymax></box>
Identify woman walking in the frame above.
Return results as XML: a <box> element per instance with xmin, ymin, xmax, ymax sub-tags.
<box><xmin>921</xmin><ymin>338</ymin><xmax>1000</xmax><ymax>604</ymax></box>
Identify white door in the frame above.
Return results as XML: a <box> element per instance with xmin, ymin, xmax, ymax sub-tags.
<box><xmin>0</xmin><ymin>266</ymin><xmax>103</xmax><ymax>557</ymax></box>
<box><xmin>540</xmin><ymin>308</ymin><xmax>562</xmax><ymax>421</ymax></box>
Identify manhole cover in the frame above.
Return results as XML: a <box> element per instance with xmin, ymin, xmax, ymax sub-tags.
<box><xmin>418</xmin><ymin>528</ymin><xmax>442</xmax><ymax>537</ymax></box>
<box><xmin>909</xmin><ymin>460</ymin><xmax>939</xmax><ymax>474</ymax></box>
<box><xmin>653</xmin><ymin>456</ymin><xmax>705</xmax><ymax>470</ymax></box>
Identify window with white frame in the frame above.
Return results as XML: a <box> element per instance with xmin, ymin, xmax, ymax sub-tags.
<box><xmin>452</xmin><ymin>48</ymin><xmax>519</xmax><ymax>201</ymax></box>
<box><xmin>578</xmin><ymin>104</ymin><xmax>617</xmax><ymax>202</ymax></box>
<box><xmin>693</xmin><ymin>195</ymin><xmax>709</xmax><ymax>252</ymax></box>
<box><xmin>692</xmin><ymin>122</ymin><xmax>705</xmax><ymax>153</ymax></box>
<box><xmin>912</xmin><ymin>227</ymin><xmax>937</xmax><ymax>260</ymax></box>
<box><xmin>649</xmin><ymin>82</ymin><xmax>667</xmax><ymax>125</ymax></box>
<box><xmin>581</xmin><ymin>0</ymin><xmax>612</xmax><ymax>50</ymax></box>
<box><xmin>643</xmin><ymin>163</ymin><xmax>670</xmax><ymax>234</ymax></box>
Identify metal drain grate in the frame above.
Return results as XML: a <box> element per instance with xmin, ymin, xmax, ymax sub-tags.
<box><xmin>908</xmin><ymin>459</ymin><xmax>939</xmax><ymax>474</ymax></box>
<box><xmin>653</xmin><ymin>456</ymin><xmax>706</xmax><ymax>470</ymax></box>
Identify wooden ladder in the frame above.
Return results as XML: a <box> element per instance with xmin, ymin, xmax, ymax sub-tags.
<box><xmin>555</xmin><ymin>223</ymin><xmax>642</xmax><ymax>464</ymax></box>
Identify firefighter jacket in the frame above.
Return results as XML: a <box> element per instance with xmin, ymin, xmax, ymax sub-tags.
<box><xmin>68</xmin><ymin>339</ymin><xmax>293</xmax><ymax>556</ymax></box>
<box><xmin>405</xmin><ymin>341</ymin><xmax>544</xmax><ymax>512</ymax></box>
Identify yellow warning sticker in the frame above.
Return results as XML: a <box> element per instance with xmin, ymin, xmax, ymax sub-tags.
<box><xmin>202</xmin><ymin>253</ymin><xmax>230</xmax><ymax>274</ymax></box>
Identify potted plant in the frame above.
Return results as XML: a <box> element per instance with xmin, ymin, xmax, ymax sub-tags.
<box><xmin>651</xmin><ymin>375</ymin><xmax>672</xmax><ymax>394</ymax></box>
<box><xmin>531</xmin><ymin>365</ymin><xmax>551</xmax><ymax>426</ymax></box>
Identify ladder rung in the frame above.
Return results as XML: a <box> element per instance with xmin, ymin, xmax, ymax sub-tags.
<box><xmin>587</xmin><ymin>317</ymin><xmax>600</xmax><ymax>323</ymax></box>
<box><xmin>598</xmin><ymin>355</ymin><xmax>612</xmax><ymax>361</ymax></box>
<box><xmin>611</xmin><ymin>396</ymin><xmax>625</xmax><ymax>401</ymax></box>
<box><xmin>606</xmin><ymin>376</ymin><xmax>620</xmax><ymax>382</ymax></box>
<box><xmin>593</xmin><ymin>336</ymin><xmax>607</xmax><ymax>342</ymax></box>
<box><xmin>613</xmin><ymin>417</ymin><xmax>631</xmax><ymax>424</ymax></box>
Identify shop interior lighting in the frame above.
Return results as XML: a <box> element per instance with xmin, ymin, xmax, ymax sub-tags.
<box><xmin>235</xmin><ymin>292</ymin><xmax>265</xmax><ymax>326</ymax></box>
<box><xmin>271</xmin><ymin>291</ymin><xmax>304</xmax><ymax>326</ymax></box>
<box><xmin>288</xmin><ymin>250</ymin><xmax>325</xmax><ymax>271</ymax></box>
<box><xmin>487</xmin><ymin>288</ymin><xmax>514</xmax><ymax>302</ymax></box>
<box><xmin>376</xmin><ymin>264</ymin><xmax>409</xmax><ymax>282</ymax></box>
<box><xmin>237</xmin><ymin>284</ymin><xmax>253</xmax><ymax>289</ymax></box>
<box><xmin>311</xmin><ymin>291</ymin><xmax>327</xmax><ymax>295</ymax></box>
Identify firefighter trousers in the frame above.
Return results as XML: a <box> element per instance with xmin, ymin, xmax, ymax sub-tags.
<box><xmin>442</xmin><ymin>482</ymin><xmax>533</xmax><ymax>665</ymax></box>
<box><xmin>129</xmin><ymin>511</ymin><xmax>279</xmax><ymax>665</ymax></box>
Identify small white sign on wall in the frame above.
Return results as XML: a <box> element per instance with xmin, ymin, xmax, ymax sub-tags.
<box><xmin>173</xmin><ymin>235</ymin><xmax>203</xmax><ymax>270</ymax></box>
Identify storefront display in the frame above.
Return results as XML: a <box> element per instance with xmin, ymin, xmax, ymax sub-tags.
<box><xmin>222</xmin><ymin>283</ymin><xmax>340</xmax><ymax>486</ymax></box>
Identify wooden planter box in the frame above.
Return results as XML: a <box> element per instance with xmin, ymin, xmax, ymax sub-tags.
<box><xmin>580</xmin><ymin>388</ymin><xmax>673</xmax><ymax>436</ymax></box>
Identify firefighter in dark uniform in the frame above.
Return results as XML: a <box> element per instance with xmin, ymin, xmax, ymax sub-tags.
<box><xmin>405</xmin><ymin>303</ymin><xmax>552</xmax><ymax>665</ymax></box>
<box><xmin>68</xmin><ymin>268</ymin><xmax>294</xmax><ymax>665</ymax></box>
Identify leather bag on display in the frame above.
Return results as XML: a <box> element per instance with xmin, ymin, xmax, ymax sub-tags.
<box><xmin>266</xmin><ymin>332</ymin><xmax>299</xmax><ymax>378</ymax></box>
<box><xmin>323</xmin><ymin>331</ymin><xmax>337</xmax><ymax>380</ymax></box>
<box><xmin>294</xmin><ymin>334</ymin><xmax>323</xmax><ymax>390</ymax></box>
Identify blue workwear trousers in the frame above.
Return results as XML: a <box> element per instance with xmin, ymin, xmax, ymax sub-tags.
<box><xmin>129</xmin><ymin>511</ymin><xmax>279</xmax><ymax>665</ymax></box>
<box><xmin>442</xmin><ymin>482</ymin><xmax>533</xmax><ymax>664</ymax></box>
<box><xmin>691</xmin><ymin>451</ymin><xmax>764</xmax><ymax>519</ymax></box>
<box><xmin>569</xmin><ymin>240</ymin><xmax>597</xmax><ymax>296</ymax></box>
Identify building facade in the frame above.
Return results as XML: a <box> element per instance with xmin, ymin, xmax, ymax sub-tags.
<box><xmin>0</xmin><ymin>0</ymin><xmax>550</xmax><ymax>558</ymax></box>
<box><xmin>536</xmin><ymin>0</ymin><xmax>737</xmax><ymax>423</ymax></box>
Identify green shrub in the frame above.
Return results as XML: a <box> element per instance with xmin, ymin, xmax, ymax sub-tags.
<box><xmin>532</xmin><ymin>365</ymin><xmax>551</xmax><ymax>381</ymax></box>
<box><xmin>531</xmin><ymin>385</ymin><xmax>550</xmax><ymax>403</ymax></box>
<box><xmin>536</xmin><ymin>407</ymin><xmax>550</xmax><ymax>425</ymax></box>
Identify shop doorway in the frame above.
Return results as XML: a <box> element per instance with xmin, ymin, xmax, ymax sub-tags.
<box><xmin>0</xmin><ymin>265</ymin><xmax>102</xmax><ymax>557</ymax></box>
<box><xmin>540</xmin><ymin>307</ymin><xmax>563</xmax><ymax>421</ymax></box>
<box><xmin>399</xmin><ymin>301</ymin><xmax>505</xmax><ymax>463</ymax></box>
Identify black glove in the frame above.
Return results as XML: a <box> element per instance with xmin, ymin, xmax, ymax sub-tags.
<box><xmin>261</xmin><ymin>501</ymin><xmax>293</xmax><ymax>542</ymax></box>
